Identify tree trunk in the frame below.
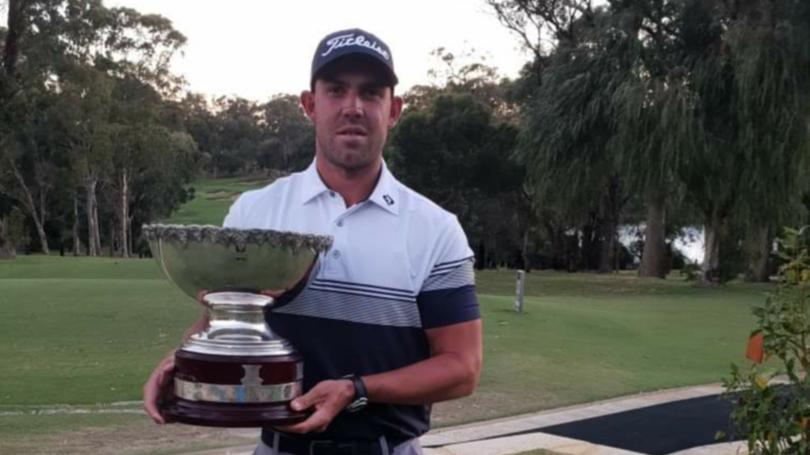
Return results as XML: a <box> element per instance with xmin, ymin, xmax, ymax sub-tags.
<box><xmin>639</xmin><ymin>194</ymin><xmax>668</xmax><ymax>278</ymax></box>
<box><xmin>597</xmin><ymin>177</ymin><xmax>623</xmax><ymax>274</ymax></box>
<box><xmin>8</xmin><ymin>156</ymin><xmax>49</xmax><ymax>254</ymax></box>
<box><xmin>86</xmin><ymin>178</ymin><xmax>100</xmax><ymax>256</ymax></box>
<box><xmin>701</xmin><ymin>212</ymin><xmax>723</xmax><ymax>284</ymax></box>
<box><xmin>597</xmin><ymin>220</ymin><xmax>616</xmax><ymax>273</ymax></box>
<box><xmin>520</xmin><ymin>227</ymin><xmax>530</xmax><ymax>272</ymax></box>
<box><xmin>128</xmin><ymin>214</ymin><xmax>134</xmax><ymax>258</ymax></box>
<box><xmin>72</xmin><ymin>194</ymin><xmax>82</xmax><ymax>256</ymax></box>
<box><xmin>0</xmin><ymin>217</ymin><xmax>15</xmax><ymax>259</ymax></box>
<box><xmin>581</xmin><ymin>221</ymin><xmax>597</xmax><ymax>270</ymax></box>
<box><xmin>544</xmin><ymin>222</ymin><xmax>565</xmax><ymax>270</ymax></box>
<box><xmin>109</xmin><ymin>222</ymin><xmax>116</xmax><ymax>257</ymax></box>
<box><xmin>744</xmin><ymin>224</ymin><xmax>770</xmax><ymax>282</ymax></box>
<box><xmin>3</xmin><ymin>0</ymin><xmax>24</xmax><ymax>76</ymax></box>
<box><xmin>121</xmin><ymin>169</ymin><xmax>130</xmax><ymax>258</ymax></box>
<box><xmin>93</xmin><ymin>189</ymin><xmax>101</xmax><ymax>255</ymax></box>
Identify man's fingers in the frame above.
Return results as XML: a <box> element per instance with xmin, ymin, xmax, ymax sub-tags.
<box><xmin>277</xmin><ymin>408</ymin><xmax>330</xmax><ymax>433</ymax></box>
<box><xmin>158</xmin><ymin>362</ymin><xmax>174</xmax><ymax>387</ymax></box>
<box><xmin>143</xmin><ymin>355</ymin><xmax>175</xmax><ymax>424</ymax></box>
<box><xmin>143</xmin><ymin>374</ymin><xmax>166</xmax><ymax>424</ymax></box>
<box><xmin>290</xmin><ymin>387</ymin><xmax>321</xmax><ymax>411</ymax></box>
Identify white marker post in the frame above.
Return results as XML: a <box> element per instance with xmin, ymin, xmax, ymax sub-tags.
<box><xmin>515</xmin><ymin>269</ymin><xmax>525</xmax><ymax>313</ymax></box>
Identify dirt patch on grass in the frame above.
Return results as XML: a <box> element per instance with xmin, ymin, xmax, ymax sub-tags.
<box><xmin>1</xmin><ymin>415</ymin><xmax>258</xmax><ymax>455</ymax></box>
<box><xmin>205</xmin><ymin>190</ymin><xmax>241</xmax><ymax>201</ymax></box>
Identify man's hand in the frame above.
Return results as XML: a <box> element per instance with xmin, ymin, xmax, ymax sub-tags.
<box><xmin>275</xmin><ymin>379</ymin><xmax>355</xmax><ymax>433</ymax></box>
<box><xmin>143</xmin><ymin>352</ymin><xmax>176</xmax><ymax>424</ymax></box>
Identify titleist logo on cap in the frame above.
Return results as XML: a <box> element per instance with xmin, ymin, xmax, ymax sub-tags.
<box><xmin>321</xmin><ymin>33</ymin><xmax>391</xmax><ymax>61</ymax></box>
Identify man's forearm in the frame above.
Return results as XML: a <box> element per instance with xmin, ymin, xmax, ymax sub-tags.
<box><xmin>363</xmin><ymin>352</ymin><xmax>479</xmax><ymax>405</ymax></box>
<box><xmin>362</xmin><ymin>320</ymin><xmax>482</xmax><ymax>405</ymax></box>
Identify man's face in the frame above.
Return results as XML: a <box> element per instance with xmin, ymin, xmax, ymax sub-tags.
<box><xmin>301</xmin><ymin>63</ymin><xmax>403</xmax><ymax>173</ymax></box>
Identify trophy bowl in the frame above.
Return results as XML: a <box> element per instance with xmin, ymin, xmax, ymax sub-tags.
<box><xmin>143</xmin><ymin>224</ymin><xmax>332</xmax><ymax>427</ymax></box>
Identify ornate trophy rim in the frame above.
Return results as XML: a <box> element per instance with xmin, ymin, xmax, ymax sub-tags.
<box><xmin>142</xmin><ymin>223</ymin><xmax>333</xmax><ymax>252</ymax></box>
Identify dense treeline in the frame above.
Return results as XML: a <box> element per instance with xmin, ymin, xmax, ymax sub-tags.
<box><xmin>2</xmin><ymin>0</ymin><xmax>810</xmax><ymax>285</ymax></box>
<box><xmin>481</xmin><ymin>0</ymin><xmax>810</xmax><ymax>282</ymax></box>
<box><xmin>0</xmin><ymin>0</ymin><xmax>313</xmax><ymax>258</ymax></box>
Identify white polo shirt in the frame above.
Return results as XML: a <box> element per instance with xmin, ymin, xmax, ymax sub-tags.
<box><xmin>223</xmin><ymin>159</ymin><xmax>477</xmax><ymax>329</ymax></box>
<box><xmin>222</xmin><ymin>159</ymin><xmax>478</xmax><ymax>442</ymax></box>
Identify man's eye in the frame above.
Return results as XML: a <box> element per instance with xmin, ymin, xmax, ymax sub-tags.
<box><xmin>327</xmin><ymin>86</ymin><xmax>344</xmax><ymax>95</ymax></box>
<box><xmin>362</xmin><ymin>89</ymin><xmax>383</xmax><ymax>99</ymax></box>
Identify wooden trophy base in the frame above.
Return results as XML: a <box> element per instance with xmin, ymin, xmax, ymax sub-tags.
<box><xmin>164</xmin><ymin>349</ymin><xmax>307</xmax><ymax>427</ymax></box>
<box><xmin>164</xmin><ymin>398</ymin><xmax>307</xmax><ymax>427</ymax></box>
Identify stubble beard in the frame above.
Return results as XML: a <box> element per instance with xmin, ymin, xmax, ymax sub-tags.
<box><xmin>318</xmin><ymin>135</ymin><xmax>381</xmax><ymax>174</ymax></box>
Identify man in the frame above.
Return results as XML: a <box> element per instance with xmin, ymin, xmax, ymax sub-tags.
<box><xmin>143</xmin><ymin>28</ymin><xmax>482</xmax><ymax>455</ymax></box>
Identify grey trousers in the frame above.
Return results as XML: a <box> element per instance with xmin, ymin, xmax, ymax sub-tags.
<box><xmin>252</xmin><ymin>434</ymin><xmax>424</xmax><ymax>455</ymax></box>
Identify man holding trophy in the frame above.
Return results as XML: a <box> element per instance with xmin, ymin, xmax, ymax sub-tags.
<box><xmin>143</xmin><ymin>28</ymin><xmax>482</xmax><ymax>455</ymax></box>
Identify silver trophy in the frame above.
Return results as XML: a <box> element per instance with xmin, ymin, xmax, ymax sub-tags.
<box><xmin>143</xmin><ymin>224</ymin><xmax>332</xmax><ymax>427</ymax></box>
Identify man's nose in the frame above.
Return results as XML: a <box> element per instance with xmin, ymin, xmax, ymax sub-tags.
<box><xmin>341</xmin><ymin>92</ymin><xmax>364</xmax><ymax>118</ymax></box>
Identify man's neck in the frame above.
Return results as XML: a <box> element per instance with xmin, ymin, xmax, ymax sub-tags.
<box><xmin>315</xmin><ymin>157</ymin><xmax>382</xmax><ymax>208</ymax></box>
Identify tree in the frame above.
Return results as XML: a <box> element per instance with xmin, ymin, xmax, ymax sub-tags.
<box><xmin>259</xmin><ymin>94</ymin><xmax>313</xmax><ymax>172</ymax></box>
<box><xmin>207</xmin><ymin>97</ymin><xmax>263</xmax><ymax>176</ymax></box>
<box><xmin>107</xmin><ymin>76</ymin><xmax>199</xmax><ymax>256</ymax></box>
<box><xmin>1</xmin><ymin>0</ymin><xmax>188</xmax><ymax>256</ymax></box>
<box><xmin>389</xmin><ymin>73</ymin><xmax>523</xmax><ymax>269</ymax></box>
<box><xmin>52</xmin><ymin>63</ymin><xmax>114</xmax><ymax>256</ymax></box>
<box><xmin>725</xmin><ymin>0</ymin><xmax>810</xmax><ymax>282</ymax></box>
<box><xmin>511</xmin><ymin>5</ymin><xmax>635</xmax><ymax>273</ymax></box>
<box><xmin>0</xmin><ymin>0</ymin><xmax>54</xmax><ymax>254</ymax></box>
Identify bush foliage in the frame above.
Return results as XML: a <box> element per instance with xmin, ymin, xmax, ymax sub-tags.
<box><xmin>725</xmin><ymin>227</ymin><xmax>810</xmax><ymax>453</ymax></box>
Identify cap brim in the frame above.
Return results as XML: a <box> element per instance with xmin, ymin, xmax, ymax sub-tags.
<box><xmin>312</xmin><ymin>53</ymin><xmax>398</xmax><ymax>88</ymax></box>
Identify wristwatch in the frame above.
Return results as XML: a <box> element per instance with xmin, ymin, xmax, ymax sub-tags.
<box><xmin>342</xmin><ymin>374</ymin><xmax>368</xmax><ymax>413</ymax></box>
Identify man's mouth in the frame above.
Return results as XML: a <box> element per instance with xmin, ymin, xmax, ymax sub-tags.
<box><xmin>337</xmin><ymin>126</ymin><xmax>368</xmax><ymax>137</ymax></box>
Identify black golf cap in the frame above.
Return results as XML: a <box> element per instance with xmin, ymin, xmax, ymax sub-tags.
<box><xmin>310</xmin><ymin>28</ymin><xmax>398</xmax><ymax>88</ymax></box>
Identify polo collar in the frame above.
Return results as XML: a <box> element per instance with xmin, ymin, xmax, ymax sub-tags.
<box><xmin>299</xmin><ymin>159</ymin><xmax>400</xmax><ymax>216</ymax></box>
<box><xmin>299</xmin><ymin>160</ymin><xmax>332</xmax><ymax>205</ymax></box>
<box><xmin>367</xmin><ymin>161</ymin><xmax>400</xmax><ymax>216</ymax></box>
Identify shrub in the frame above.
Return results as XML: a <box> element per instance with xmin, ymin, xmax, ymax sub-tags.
<box><xmin>724</xmin><ymin>227</ymin><xmax>810</xmax><ymax>453</ymax></box>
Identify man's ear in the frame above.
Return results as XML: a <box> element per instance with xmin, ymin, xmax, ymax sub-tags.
<box><xmin>300</xmin><ymin>90</ymin><xmax>315</xmax><ymax>121</ymax></box>
<box><xmin>388</xmin><ymin>95</ymin><xmax>404</xmax><ymax>128</ymax></box>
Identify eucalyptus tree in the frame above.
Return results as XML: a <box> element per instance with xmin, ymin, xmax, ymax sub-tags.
<box><xmin>1</xmin><ymin>0</ymin><xmax>73</xmax><ymax>255</ymax></box>
<box><xmin>259</xmin><ymin>94</ymin><xmax>314</xmax><ymax>172</ymax></box>
<box><xmin>207</xmin><ymin>96</ymin><xmax>264</xmax><ymax>176</ymax></box>
<box><xmin>52</xmin><ymin>64</ymin><xmax>115</xmax><ymax>256</ymax></box>
<box><xmin>108</xmin><ymin>76</ymin><xmax>159</xmax><ymax>257</ymax></box>
<box><xmin>1</xmin><ymin>0</ymin><xmax>187</xmax><ymax>255</ymax></box>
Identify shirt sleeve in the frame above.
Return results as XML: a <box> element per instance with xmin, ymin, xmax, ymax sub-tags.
<box><xmin>222</xmin><ymin>196</ymin><xmax>243</xmax><ymax>228</ymax></box>
<box><xmin>416</xmin><ymin>216</ymin><xmax>479</xmax><ymax>329</ymax></box>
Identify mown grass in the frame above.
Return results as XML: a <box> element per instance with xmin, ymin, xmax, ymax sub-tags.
<box><xmin>431</xmin><ymin>269</ymin><xmax>764</xmax><ymax>425</ymax></box>
<box><xmin>0</xmin><ymin>257</ymin><xmax>198</xmax><ymax>406</ymax></box>
<box><xmin>163</xmin><ymin>176</ymin><xmax>271</xmax><ymax>225</ymax></box>
<box><xmin>1</xmin><ymin>256</ymin><xmax>761</xmax><ymax>412</ymax></box>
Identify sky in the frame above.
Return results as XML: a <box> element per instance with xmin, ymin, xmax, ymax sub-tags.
<box><xmin>103</xmin><ymin>0</ymin><xmax>534</xmax><ymax>101</ymax></box>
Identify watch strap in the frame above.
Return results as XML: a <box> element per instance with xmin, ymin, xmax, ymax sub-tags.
<box><xmin>342</xmin><ymin>374</ymin><xmax>368</xmax><ymax>413</ymax></box>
